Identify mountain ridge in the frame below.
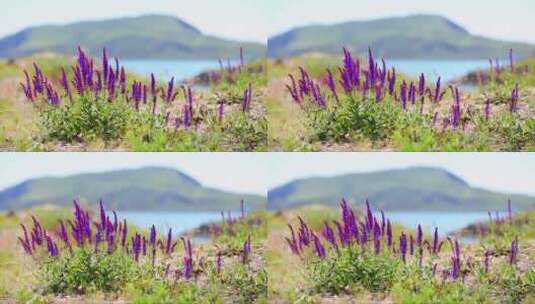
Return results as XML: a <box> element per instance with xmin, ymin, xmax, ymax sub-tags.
<box><xmin>268</xmin><ymin>14</ymin><xmax>535</xmax><ymax>59</ymax></box>
<box><xmin>0</xmin><ymin>14</ymin><xmax>266</xmax><ymax>59</ymax></box>
<box><xmin>0</xmin><ymin>167</ymin><xmax>266</xmax><ymax>212</ymax></box>
<box><xmin>268</xmin><ymin>167</ymin><xmax>535</xmax><ymax>211</ymax></box>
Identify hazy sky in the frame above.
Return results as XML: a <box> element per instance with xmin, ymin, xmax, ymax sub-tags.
<box><xmin>1</xmin><ymin>0</ymin><xmax>535</xmax><ymax>44</ymax></box>
<box><xmin>0</xmin><ymin>153</ymin><xmax>534</xmax><ymax>197</ymax></box>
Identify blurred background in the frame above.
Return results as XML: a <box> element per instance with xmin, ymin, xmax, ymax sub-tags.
<box><xmin>0</xmin><ymin>0</ymin><xmax>269</xmax><ymax>81</ymax></box>
<box><xmin>1</xmin><ymin>152</ymin><xmax>534</xmax><ymax>236</ymax></box>
<box><xmin>267</xmin><ymin>0</ymin><xmax>535</xmax><ymax>81</ymax></box>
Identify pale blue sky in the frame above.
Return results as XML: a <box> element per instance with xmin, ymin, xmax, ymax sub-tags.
<box><xmin>0</xmin><ymin>153</ymin><xmax>534</xmax><ymax>197</ymax></box>
<box><xmin>1</xmin><ymin>0</ymin><xmax>535</xmax><ymax>44</ymax></box>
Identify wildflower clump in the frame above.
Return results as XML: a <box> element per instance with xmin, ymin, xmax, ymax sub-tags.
<box><xmin>18</xmin><ymin>199</ymin><xmax>267</xmax><ymax>302</ymax></box>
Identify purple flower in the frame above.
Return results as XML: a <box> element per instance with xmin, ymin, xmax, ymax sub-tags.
<box><xmin>418</xmin><ymin>73</ymin><xmax>426</xmax><ymax>96</ymax></box>
<box><xmin>46</xmin><ymin>235</ymin><xmax>59</xmax><ymax>257</ymax></box>
<box><xmin>20</xmin><ymin>70</ymin><xmax>34</xmax><ymax>102</ymax></box>
<box><xmin>242</xmin><ymin>84</ymin><xmax>253</xmax><ymax>112</ymax></box>
<box><xmin>387</xmin><ymin>68</ymin><xmax>396</xmax><ymax>96</ymax></box>
<box><xmin>102</xmin><ymin>49</ymin><xmax>109</xmax><ymax>87</ymax></box>
<box><xmin>18</xmin><ymin>224</ymin><xmax>33</xmax><ymax>255</ymax></box>
<box><xmin>285</xmin><ymin>224</ymin><xmax>300</xmax><ymax>255</ymax></box>
<box><xmin>409</xmin><ymin>235</ymin><xmax>414</xmax><ymax>256</ymax></box>
<box><xmin>509</xmin><ymin>237</ymin><xmax>519</xmax><ymax>265</ymax></box>
<box><xmin>485</xmin><ymin>99</ymin><xmax>492</xmax><ymax>120</ymax></box>
<box><xmin>60</xmin><ymin>68</ymin><xmax>72</xmax><ymax>101</ymax></box>
<box><xmin>450</xmin><ymin>86</ymin><xmax>462</xmax><ymax>129</ymax></box>
<box><xmin>373</xmin><ymin>221</ymin><xmax>381</xmax><ymax>255</ymax></box>
<box><xmin>165</xmin><ymin>228</ymin><xmax>175</xmax><ymax>255</ymax></box>
<box><xmin>433</xmin><ymin>77</ymin><xmax>443</xmax><ymax>103</ymax></box>
<box><xmin>484</xmin><ymin>251</ymin><xmax>491</xmax><ymax>273</ymax></box>
<box><xmin>416</xmin><ymin>224</ymin><xmax>423</xmax><ymax>248</ymax></box>
<box><xmin>432</xmin><ymin>227</ymin><xmax>439</xmax><ymax>255</ymax></box>
<box><xmin>311</xmin><ymin>83</ymin><xmax>326</xmax><ymax>107</ymax></box>
<box><xmin>322</xmin><ymin>222</ymin><xmax>338</xmax><ymax>252</ymax></box>
<box><xmin>450</xmin><ymin>238</ymin><xmax>461</xmax><ymax>280</ymax></box>
<box><xmin>242</xmin><ymin>235</ymin><xmax>252</xmax><ymax>264</ymax></box>
<box><xmin>183</xmin><ymin>237</ymin><xmax>194</xmax><ymax>279</ymax></box>
<box><xmin>312</xmin><ymin>233</ymin><xmax>326</xmax><ymax>259</ymax></box>
<box><xmin>375</xmin><ymin>84</ymin><xmax>383</xmax><ymax>103</ymax></box>
<box><xmin>386</xmin><ymin>220</ymin><xmax>393</xmax><ymax>247</ymax></box>
<box><xmin>400</xmin><ymin>81</ymin><xmax>408</xmax><ymax>110</ymax></box>
<box><xmin>399</xmin><ymin>233</ymin><xmax>408</xmax><ymax>263</ymax></box>
<box><xmin>325</xmin><ymin>69</ymin><xmax>339</xmax><ymax>103</ymax></box>
<box><xmin>216</xmin><ymin>251</ymin><xmax>223</xmax><ymax>274</ymax></box>
<box><xmin>510</xmin><ymin>84</ymin><xmax>519</xmax><ymax>113</ymax></box>
<box><xmin>286</xmin><ymin>74</ymin><xmax>301</xmax><ymax>103</ymax></box>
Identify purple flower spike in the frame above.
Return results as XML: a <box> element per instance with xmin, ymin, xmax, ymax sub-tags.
<box><xmin>312</xmin><ymin>233</ymin><xmax>326</xmax><ymax>259</ymax></box>
<box><xmin>286</xmin><ymin>74</ymin><xmax>301</xmax><ymax>103</ymax></box>
<box><xmin>386</xmin><ymin>220</ymin><xmax>393</xmax><ymax>247</ymax></box>
<box><xmin>432</xmin><ymin>227</ymin><xmax>439</xmax><ymax>255</ymax></box>
<box><xmin>399</xmin><ymin>233</ymin><xmax>408</xmax><ymax>263</ymax></box>
<box><xmin>242</xmin><ymin>235</ymin><xmax>252</xmax><ymax>264</ymax></box>
<box><xmin>484</xmin><ymin>251</ymin><xmax>491</xmax><ymax>273</ymax></box>
<box><xmin>510</xmin><ymin>84</ymin><xmax>519</xmax><ymax>113</ymax></box>
<box><xmin>216</xmin><ymin>251</ymin><xmax>223</xmax><ymax>274</ymax></box>
<box><xmin>286</xmin><ymin>224</ymin><xmax>300</xmax><ymax>255</ymax></box>
<box><xmin>416</xmin><ymin>224</ymin><xmax>423</xmax><ymax>248</ymax></box>
<box><xmin>60</xmin><ymin>68</ymin><xmax>72</xmax><ymax>101</ymax></box>
<box><xmin>485</xmin><ymin>99</ymin><xmax>492</xmax><ymax>120</ymax></box>
<box><xmin>449</xmin><ymin>238</ymin><xmax>461</xmax><ymax>280</ymax></box>
<box><xmin>509</xmin><ymin>237</ymin><xmax>519</xmax><ymax>266</ymax></box>
<box><xmin>418</xmin><ymin>73</ymin><xmax>426</xmax><ymax>96</ymax></box>
<box><xmin>326</xmin><ymin>69</ymin><xmax>339</xmax><ymax>103</ymax></box>
<box><xmin>182</xmin><ymin>237</ymin><xmax>194</xmax><ymax>279</ymax></box>
<box><xmin>322</xmin><ymin>222</ymin><xmax>338</xmax><ymax>253</ymax></box>
<box><xmin>373</xmin><ymin>221</ymin><xmax>381</xmax><ymax>255</ymax></box>
<box><xmin>242</xmin><ymin>84</ymin><xmax>253</xmax><ymax>112</ymax></box>
<box><xmin>433</xmin><ymin>77</ymin><xmax>443</xmax><ymax>103</ymax></box>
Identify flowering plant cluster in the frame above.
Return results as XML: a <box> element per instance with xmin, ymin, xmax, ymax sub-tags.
<box><xmin>285</xmin><ymin>199</ymin><xmax>522</xmax><ymax>285</ymax></box>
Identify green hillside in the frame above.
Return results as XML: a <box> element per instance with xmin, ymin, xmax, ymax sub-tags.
<box><xmin>268</xmin><ymin>167</ymin><xmax>535</xmax><ymax>211</ymax></box>
<box><xmin>0</xmin><ymin>14</ymin><xmax>266</xmax><ymax>59</ymax></box>
<box><xmin>0</xmin><ymin>167</ymin><xmax>266</xmax><ymax>211</ymax></box>
<box><xmin>268</xmin><ymin>14</ymin><xmax>535</xmax><ymax>59</ymax></box>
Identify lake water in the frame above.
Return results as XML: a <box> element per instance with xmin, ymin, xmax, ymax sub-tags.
<box><xmin>387</xmin><ymin>59</ymin><xmax>490</xmax><ymax>83</ymax></box>
<box><xmin>120</xmin><ymin>211</ymin><xmax>223</xmax><ymax>237</ymax></box>
<box><xmin>379</xmin><ymin>211</ymin><xmax>489</xmax><ymax>236</ymax></box>
<box><xmin>121</xmin><ymin>59</ymin><xmax>223</xmax><ymax>82</ymax></box>
<box><xmin>121</xmin><ymin>211</ymin><xmax>488</xmax><ymax>240</ymax></box>
<box><xmin>122</xmin><ymin>59</ymin><xmax>490</xmax><ymax>84</ymax></box>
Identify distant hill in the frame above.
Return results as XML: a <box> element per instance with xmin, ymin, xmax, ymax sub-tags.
<box><xmin>0</xmin><ymin>167</ymin><xmax>266</xmax><ymax>212</ymax></box>
<box><xmin>268</xmin><ymin>167</ymin><xmax>535</xmax><ymax>211</ymax></box>
<box><xmin>268</xmin><ymin>15</ymin><xmax>535</xmax><ymax>59</ymax></box>
<box><xmin>0</xmin><ymin>15</ymin><xmax>266</xmax><ymax>59</ymax></box>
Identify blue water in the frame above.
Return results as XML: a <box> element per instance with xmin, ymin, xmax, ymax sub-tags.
<box><xmin>379</xmin><ymin>211</ymin><xmax>490</xmax><ymax>236</ymax></box>
<box><xmin>122</xmin><ymin>59</ymin><xmax>488</xmax><ymax>84</ymax></box>
<box><xmin>121</xmin><ymin>211</ymin><xmax>488</xmax><ymax>240</ymax></box>
<box><xmin>120</xmin><ymin>211</ymin><xmax>223</xmax><ymax>237</ymax></box>
<box><xmin>388</xmin><ymin>59</ymin><xmax>490</xmax><ymax>83</ymax></box>
<box><xmin>121</xmin><ymin>59</ymin><xmax>222</xmax><ymax>82</ymax></box>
